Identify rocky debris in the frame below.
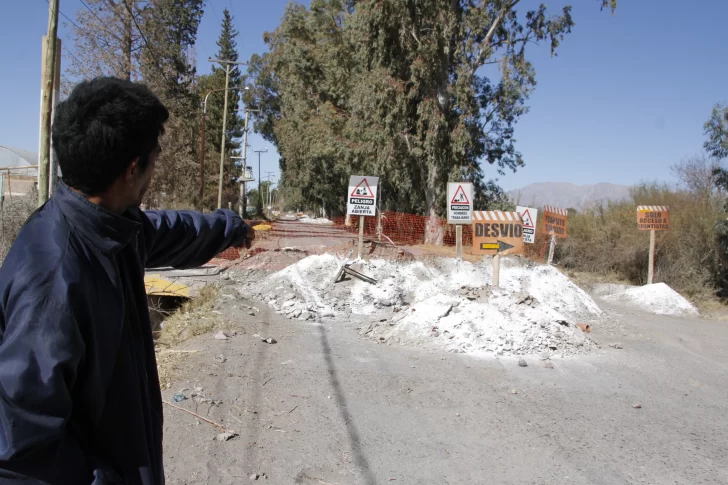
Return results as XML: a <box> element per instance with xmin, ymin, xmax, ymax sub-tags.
<box><xmin>261</xmin><ymin>337</ymin><xmax>277</xmax><ymax>344</ymax></box>
<box><xmin>602</xmin><ymin>282</ymin><xmax>698</xmax><ymax>316</ymax></box>
<box><xmin>214</xmin><ymin>331</ymin><xmax>230</xmax><ymax>340</ymax></box>
<box><xmin>214</xmin><ymin>431</ymin><xmax>238</xmax><ymax>442</ymax></box>
<box><xmin>459</xmin><ymin>285</ymin><xmax>492</xmax><ymax>301</ymax></box>
<box><xmin>214</xmin><ymin>354</ymin><xmax>226</xmax><ymax>363</ymax></box>
<box><xmin>609</xmin><ymin>342</ymin><xmax>623</xmax><ymax>349</ymax></box>
<box><xmin>518</xmin><ymin>358</ymin><xmax>528</xmax><ymax>367</ymax></box>
<box><xmin>246</xmin><ymin>254</ymin><xmax>601</xmax><ymax>357</ymax></box>
<box><xmin>632</xmin><ymin>402</ymin><xmax>642</xmax><ymax>409</ymax></box>
<box><xmin>516</xmin><ymin>291</ymin><xmax>538</xmax><ymax>306</ymax></box>
<box><xmin>439</xmin><ymin>304</ymin><xmax>454</xmax><ymax>318</ymax></box>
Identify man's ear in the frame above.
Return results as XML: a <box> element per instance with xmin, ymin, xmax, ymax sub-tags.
<box><xmin>124</xmin><ymin>157</ymin><xmax>141</xmax><ymax>185</ymax></box>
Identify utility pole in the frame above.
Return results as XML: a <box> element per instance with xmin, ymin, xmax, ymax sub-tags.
<box><xmin>241</xmin><ymin>110</ymin><xmax>249</xmax><ymax>217</ymax></box>
<box><xmin>38</xmin><ymin>0</ymin><xmax>59</xmax><ymax>206</ymax></box>
<box><xmin>198</xmin><ymin>86</ymin><xmax>248</xmax><ymax>210</ymax></box>
<box><xmin>264</xmin><ymin>172</ymin><xmax>275</xmax><ymax>214</ymax></box>
<box><xmin>240</xmin><ymin>108</ymin><xmax>260</xmax><ymax>217</ymax></box>
<box><xmin>208</xmin><ymin>57</ymin><xmax>246</xmax><ymax>209</ymax></box>
<box><xmin>253</xmin><ymin>148</ymin><xmax>267</xmax><ymax>217</ymax></box>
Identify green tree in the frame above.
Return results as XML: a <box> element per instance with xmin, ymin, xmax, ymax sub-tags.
<box><xmin>703</xmin><ymin>104</ymin><xmax>728</xmax><ymax>287</ymax></box>
<box><xmin>705</xmin><ymin>104</ymin><xmax>728</xmax><ymax>161</ymax></box>
<box><xmin>67</xmin><ymin>0</ymin><xmax>205</xmax><ymax>208</ymax></box>
<box><xmin>248</xmin><ymin>0</ymin><xmax>616</xmax><ymax>242</ymax></box>
<box><xmin>198</xmin><ymin>8</ymin><xmax>245</xmax><ymax>209</ymax></box>
<box><xmin>140</xmin><ymin>0</ymin><xmax>205</xmax><ymax>208</ymax></box>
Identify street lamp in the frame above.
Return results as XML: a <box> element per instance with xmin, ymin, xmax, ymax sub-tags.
<box><xmin>208</xmin><ymin>57</ymin><xmax>247</xmax><ymax>209</ymax></box>
<box><xmin>198</xmin><ymin>85</ymin><xmax>248</xmax><ymax>209</ymax></box>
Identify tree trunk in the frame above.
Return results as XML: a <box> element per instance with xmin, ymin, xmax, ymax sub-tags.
<box><xmin>123</xmin><ymin>0</ymin><xmax>133</xmax><ymax>80</ymax></box>
<box><xmin>424</xmin><ymin>164</ymin><xmax>444</xmax><ymax>245</ymax></box>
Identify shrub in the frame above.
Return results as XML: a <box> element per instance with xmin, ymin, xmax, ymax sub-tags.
<box><xmin>558</xmin><ymin>157</ymin><xmax>728</xmax><ymax>299</ymax></box>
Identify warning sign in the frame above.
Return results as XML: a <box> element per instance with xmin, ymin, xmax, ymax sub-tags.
<box><xmin>471</xmin><ymin>211</ymin><xmax>524</xmax><ymax>256</ymax></box>
<box><xmin>541</xmin><ymin>205</ymin><xmax>568</xmax><ymax>238</ymax></box>
<box><xmin>447</xmin><ymin>182</ymin><xmax>473</xmax><ymax>224</ymax></box>
<box><xmin>346</xmin><ymin>176</ymin><xmax>379</xmax><ymax>216</ymax></box>
<box><xmin>637</xmin><ymin>205</ymin><xmax>669</xmax><ymax>231</ymax></box>
<box><xmin>516</xmin><ymin>205</ymin><xmax>538</xmax><ymax>244</ymax></box>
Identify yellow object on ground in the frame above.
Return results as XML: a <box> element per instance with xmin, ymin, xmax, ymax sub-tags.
<box><xmin>253</xmin><ymin>224</ymin><xmax>272</xmax><ymax>231</ymax></box>
<box><xmin>144</xmin><ymin>275</ymin><xmax>190</xmax><ymax>298</ymax></box>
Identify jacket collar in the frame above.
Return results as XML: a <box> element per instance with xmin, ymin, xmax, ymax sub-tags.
<box><xmin>54</xmin><ymin>181</ymin><xmax>142</xmax><ymax>254</ymax></box>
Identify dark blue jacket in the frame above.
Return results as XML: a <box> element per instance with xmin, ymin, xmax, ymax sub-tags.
<box><xmin>0</xmin><ymin>182</ymin><xmax>247</xmax><ymax>484</ymax></box>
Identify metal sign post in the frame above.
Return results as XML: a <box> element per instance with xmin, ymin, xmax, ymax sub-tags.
<box><xmin>447</xmin><ymin>182</ymin><xmax>473</xmax><ymax>261</ymax></box>
<box><xmin>347</xmin><ymin>176</ymin><xmax>379</xmax><ymax>260</ymax></box>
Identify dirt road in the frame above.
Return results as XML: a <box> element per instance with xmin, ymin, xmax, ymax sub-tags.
<box><xmin>160</xmin><ymin>279</ymin><xmax>728</xmax><ymax>485</ymax></box>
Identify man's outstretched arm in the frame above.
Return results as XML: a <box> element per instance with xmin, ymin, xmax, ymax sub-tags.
<box><xmin>143</xmin><ymin>209</ymin><xmax>255</xmax><ymax>269</ymax></box>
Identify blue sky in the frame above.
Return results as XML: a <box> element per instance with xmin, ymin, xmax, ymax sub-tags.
<box><xmin>1</xmin><ymin>0</ymin><xmax>727</xmax><ymax>191</ymax></box>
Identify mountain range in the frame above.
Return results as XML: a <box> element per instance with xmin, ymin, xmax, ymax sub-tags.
<box><xmin>508</xmin><ymin>182</ymin><xmax>631</xmax><ymax>211</ymax></box>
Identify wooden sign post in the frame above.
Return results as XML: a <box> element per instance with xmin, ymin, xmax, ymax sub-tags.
<box><xmin>472</xmin><ymin>211</ymin><xmax>524</xmax><ymax>287</ymax></box>
<box><xmin>447</xmin><ymin>182</ymin><xmax>473</xmax><ymax>260</ymax></box>
<box><xmin>347</xmin><ymin>176</ymin><xmax>379</xmax><ymax>260</ymax></box>
<box><xmin>542</xmin><ymin>206</ymin><xmax>568</xmax><ymax>265</ymax></box>
<box><xmin>636</xmin><ymin>205</ymin><xmax>670</xmax><ymax>284</ymax></box>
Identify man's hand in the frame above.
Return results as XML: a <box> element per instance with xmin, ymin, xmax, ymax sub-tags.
<box><xmin>238</xmin><ymin>219</ymin><xmax>260</xmax><ymax>249</ymax></box>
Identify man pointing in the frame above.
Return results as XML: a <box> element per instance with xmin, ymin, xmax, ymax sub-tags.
<box><xmin>0</xmin><ymin>77</ymin><xmax>254</xmax><ymax>484</ymax></box>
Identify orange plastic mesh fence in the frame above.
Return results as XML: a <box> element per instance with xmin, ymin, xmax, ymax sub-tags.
<box><xmin>330</xmin><ymin>210</ymin><xmax>474</xmax><ymax>247</ymax></box>
<box><xmin>213</xmin><ymin>211</ymin><xmax>553</xmax><ymax>262</ymax></box>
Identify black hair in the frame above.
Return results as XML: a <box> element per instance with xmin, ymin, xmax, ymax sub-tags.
<box><xmin>52</xmin><ymin>77</ymin><xmax>169</xmax><ymax>195</ymax></box>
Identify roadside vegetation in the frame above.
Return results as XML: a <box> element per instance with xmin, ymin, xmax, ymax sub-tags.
<box><xmin>558</xmin><ymin>104</ymin><xmax>728</xmax><ymax>307</ymax></box>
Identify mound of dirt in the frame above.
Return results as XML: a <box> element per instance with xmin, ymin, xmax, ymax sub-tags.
<box><xmin>601</xmin><ymin>282</ymin><xmax>699</xmax><ymax>316</ymax></box>
<box><xmin>241</xmin><ymin>255</ymin><xmax>601</xmax><ymax>357</ymax></box>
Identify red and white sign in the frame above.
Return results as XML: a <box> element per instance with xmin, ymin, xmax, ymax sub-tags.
<box><xmin>347</xmin><ymin>176</ymin><xmax>379</xmax><ymax>216</ymax></box>
<box><xmin>447</xmin><ymin>182</ymin><xmax>473</xmax><ymax>224</ymax></box>
<box><xmin>516</xmin><ymin>205</ymin><xmax>538</xmax><ymax>244</ymax></box>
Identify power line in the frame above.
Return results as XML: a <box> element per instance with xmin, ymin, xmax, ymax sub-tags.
<box><xmin>44</xmin><ymin>0</ymin><xmax>116</xmax><ymax>50</ymax></box>
<box><xmin>43</xmin><ymin>0</ymin><xmax>81</xmax><ymax>31</ymax></box>
<box><xmin>121</xmin><ymin>1</ymin><xmax>180</xmax><ymax>86</ymax></box>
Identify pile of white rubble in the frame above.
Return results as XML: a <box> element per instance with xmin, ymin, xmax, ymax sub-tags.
<box><xmin>243</xmin><ymin>255</ymin><xmax>603</xmax><ymax>357</ymax></box>
<box><xmin>599</xmin><ymin>282</ymin><xmax>699</xmax><ymax>316</ymax></box>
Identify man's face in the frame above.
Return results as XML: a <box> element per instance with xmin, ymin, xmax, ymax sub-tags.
<box><xmin>128</xmin><ymin>145</ymin><xmax>160</xmax><ymax>208</ymax></box>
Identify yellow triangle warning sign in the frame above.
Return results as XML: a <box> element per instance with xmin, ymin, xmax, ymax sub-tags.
<box><xmin>450</xmin><ymin>185</ymin><xmax>469</xmax><ymax>204</ymax></box>
<box><xmin>350</xmin><ymin>178</ymin><xmax>375</xmax><ymax>198</ymax></box>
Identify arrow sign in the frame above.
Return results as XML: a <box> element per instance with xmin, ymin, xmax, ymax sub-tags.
<box><xmin>480</xmin><ymin>240</ymin><xmax>515</xmax><ymax>253</ymax></box>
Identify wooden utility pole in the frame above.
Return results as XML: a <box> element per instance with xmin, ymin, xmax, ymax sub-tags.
<box><xmin>47</xmin><ymin>38</ymin><xmax>61</xmax><ymax>197</ymax></box>
<box><xmin>38</xmin><ymin>0</ymin><xmax>59</xmax><ymax>206</ymax></box>
<box><xmin>217</xmin><ymin>64</ymin><xmax>231</xmax><ymax>210</ymax></box>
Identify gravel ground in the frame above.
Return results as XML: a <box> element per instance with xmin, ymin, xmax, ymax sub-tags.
<box><xmin>159</xmin><ymin>278</ymin><xmax>728</xmax><ymax>485</ymax></box>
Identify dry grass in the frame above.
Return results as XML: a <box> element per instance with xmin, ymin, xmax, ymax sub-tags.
<box><xmin>157</xmin><ymin>285</ymin><xmax>232</xmax><ymax>346</ymax></box>
<box><xmin>0</xmin><ymin>192</ymin><xmax>37</xmax><ymax>261</ymax></box>
<box><xmin>155</xmin><ymin>285</ymin><xmax>242</xmax><ymax>388</ymax></box>
<box><xmin>558</xmin><ymin>182</ymin><xmax>728</xmax><ymax>310</ymax></box>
